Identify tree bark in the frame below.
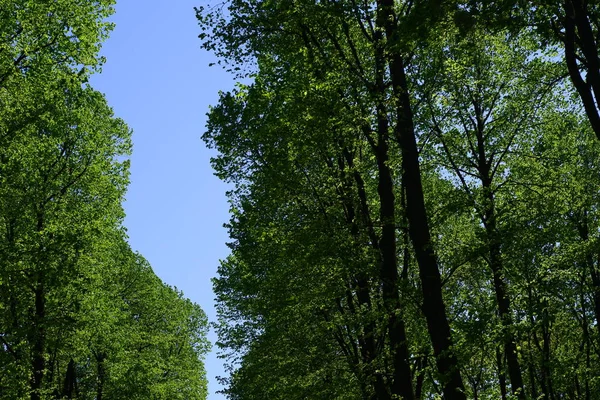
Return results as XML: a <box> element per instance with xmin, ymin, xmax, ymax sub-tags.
<box><xmin>563</xmin><ymin>0</ymin><xmax>600</xmax><ymax>140</ymax></box>
<box><xmin>63</xmin><ymin>359</ymin><xmax>77</xmax><ymax>399</ymax></box>
<box><xmin>30</xmin><ymin>212</ymin><xmax>46</xmax><ymax>400</ymax></box>
<box><xmin>30</xmin><ymin>281</ymin><xmax>46</xmax><ymax>400</ymax></box>
<box><xmin>376</xmin><ymin>1</ymin><xmax>466</xmax><ymax>398</ymax></box>
<box><xmin>496</xmin><ymin>347</ymin><xmax>508</xmax><ymax>400</ymax></box>
<box><xmin>342</xmin><ymin>154</ymin><xmax>387</xmax><ymax>400</ymax></box>
<box><xmin>481</xmin><ymin>184</ymin><xmax>524</xmax><ymax>398</ymax></box>
<box><xmin>96</xmin><ymin>352</ymin><xmax>107</xmax><ymax>400</ymax></box>
<box><xmin>574</xmin><ymin>215</ymin><xmax>600</xmax><ymax>337</ymax></box>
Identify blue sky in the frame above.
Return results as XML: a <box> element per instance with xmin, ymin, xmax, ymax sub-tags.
<box><xmin>90</xmin><ymin>1</ymin><xmax>232</xmax><ymax>398</ymax></box>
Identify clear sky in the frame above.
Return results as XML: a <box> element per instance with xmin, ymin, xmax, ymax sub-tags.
<box><xmin>90</xmin><ymin>1</ymin><xmax>232</xmax><ymax>398</ymax></box>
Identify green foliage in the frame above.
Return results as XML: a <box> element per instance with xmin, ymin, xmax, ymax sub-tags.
<box><xmin>200</xmin><ymin>1</ymin><xmax>600</xmax><ymax>399</ymax></box>
<box><xmin>0</xmin><ymin>2</ymin><xmax>210</xmax><ymax>399</ymax></box>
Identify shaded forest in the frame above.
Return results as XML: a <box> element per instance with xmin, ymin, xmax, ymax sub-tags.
<box><xmin>0</xmin><ymin>1</ymin><xmax>209</xmax><ymax>399</ymax></box>
<box><xmin>199</xmin><ymin>1</ymin><xmax>600</xmax><ymax>399</ymax></box>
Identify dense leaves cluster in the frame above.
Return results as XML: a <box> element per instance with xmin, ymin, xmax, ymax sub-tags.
<box><xmin>0</xmin><ymin>1</ymin><xmax>209</xmax><ymax>399</ymax></box>
<box><xmin>200</xmin><ymin>1</ymin><xmax>600</xmax><ymax>399</ymax></box>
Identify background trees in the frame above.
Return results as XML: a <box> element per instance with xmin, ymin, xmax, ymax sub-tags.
<box><xmin>200</xmin><ymin>1</ymin><xmax>600</xmax><ymax>399</ymax></box>
<box><xmin>0</xmin><ymin>2</ymin><xmax>210</xmax><ymax>399</ymax></box>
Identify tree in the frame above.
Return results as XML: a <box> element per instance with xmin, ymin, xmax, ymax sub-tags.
<box><xmin>0</xmin><ymin>81</ymin><xmax>131</xmax><ymax>399</ymax></box>
<box><xmin>454</xmin><ymin>0</ymin><xmax>600</xmax><ymax>142</ymax></box>
<box><xmin>200</xmin><ymin>1</ymin><xmax>600</xmax><ymax>400</ymax></box>
<box><xmin>0</xmin><ymin>2</ymin><xmax>211</xmax><ymax>398</ymax></box>
<box><xmin>417</xmin><ymin>25</ymin><xmax>562</xmax><ymax>398</ymax></box>
<box><xmin>200</xmin><ymin>1</ymin><xmax>467</xmax><ymax>398</ymax></box>
<box><xmin>0</xmin><ymin>0</ymin><xmax>115</xmax><ymax>151</ymax></box>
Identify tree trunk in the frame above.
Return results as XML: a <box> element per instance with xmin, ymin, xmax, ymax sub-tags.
<box><xmin>356</xmin><ymin>8</ymin><xmax>416</xmax><ymax>398</ymax></box>
<box><xmin>339</xmin><ymin>149</ymin><xmax>396</xmax><ymax>400</ymax></box>
<box><xmin>96</xmin><ymin>352</ymin><xmax>107</xmax><ymax>400</ymax></box>
<box><xmin>30</xmin><ymin>212</ymin><xmax>46</xmax><ymax>400</ymax></box>
<box><xmin>414</xmin><ymin>355</ymin><xmax>426</xmax><ymax>400</ymax></box>
<box><xmin>63</xmin><ymin>359</ymin><xmax>77</xmax><ymax>399</ymax></box>
<box><xmin>373</xmin><ymin>118</ymin><xmax>414</xmax><ymax>400</ymax></box>
<box><xmin>483</xmin><ymin>190</ymin><xmax>524</xmax><ymax>398</ymax></box>
<box><xmin>30</xmin><ymin>281</ymin><xmax>46</xmax><ymax>400</ymax></box>
<box><xmin>496</xmin><ymin>347</ymin><xmax>507</xmax><ymax>400</ymax></box>
<box><xmin>563</xmin><ymin>0</ymin><xmax>600</xmax><ymax>140</ymax></box>
<box><xmin>376</xmin><ymin>1</ymin><xmax>466</xmax><ymax>397</ymax></box>
<box><xmin>574</xmin><ymin>215</ymin><xmax>600</xmax><ymax>337</ymax></box>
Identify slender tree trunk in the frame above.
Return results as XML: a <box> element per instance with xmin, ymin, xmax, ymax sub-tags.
<box><xmin>591</xmin><ymin>261</ymin><xmax>600</xmax><ymax>337</ymax></box>
<box><xmin>63</xmin><ymin>359</ymin><xmax>77</xmax><ymax>399</ymax></box>
<box><xmin>527</xmin><ymin>347</ymin><xmax>538</xmax><ymax>400</ymax></box>
<box><xmin>464</xmin><ymin>81</ymin><xmax>525</xmax><ymax>397</ymax></box>
<box><xmin>357</xmin><ymin>9</ymin><xmax>415</xmax><ymax>398</ymax></box>
<box><xmin>96</xmin><ymin>352</ymin><xmax>106</xmax><ymax>400</ymax></box>
<box><xmin>482</xmin><ymin>190</ymin><xmax>524</xmax><ymax>398</ymax></box>
<box><xmin>533</xmin><ymin>327</ymin><xmax>551</xmax><ymax>400</ymax></box>
<box><xmin>563</xmin><ymin>0</ymin><xmax>600</xmax><ymax>140</ymax></box>
<box><xmin>394</xmin><ymin>59</ymin><xmax>464</xmax><ymax>400</ymax></box>
<box><xmin>541</xmin><ymin>308</ymin><xmax>556</xmax><ymax>400</ymax></box>
<box><xmin>574</xmin><ymin>216</ymin><xmax>600</xmax><ymax>337</ymax></box>
<box><xmin>30</xmin><ymin>281</ymin><xmax>46</xmax><ymax>400</ymax></box>
<box><xmin>372</xmin><ymin>124</ymin><xmax>414</xmax><ymax>400</ymax></box>
<box><xmin>376</xmin><ymin>1</ymin><xmax>466</xmax><ymax>396</ymax></box>
<box><xmin>469</xmin><ymin>380</ymin><xmax>479</xmax><ymax>400</ymax></box>
<box><xmin>580</xmin><ymin>274</ymin><xmax>593</xmax><ymax>400</ymax></box>
<box><xmin>414</xmin><ymin>355</ymin><xmax>426</xmax><ymax>400</ymax></box>
<box><xmin>341</xmin><ymin>149</ymin><xmax>404</xmax><ymax>400</ymax></box>
<box><xmin>574</xmin><ymin>373</ymin><xmax>581</xmax><ymax>399</ymax></box>
<box><xmin>584</xmin><ymin>340</ymin><xmax>591</xmax><ymax>400</ymax></box>
<box><xmin>489</xmin><ymin>240</ymin><xmax>524</xmax><ymax>394</ymax></box>
<box><xmin>496</xmin><ymin>347</ymin><xmax>507</xmax><ymax>400</ymax></box>
<box><xmin>30</xmin><ymin>212</ymin><xmax>46</xmax><ymax>400</ymax></box>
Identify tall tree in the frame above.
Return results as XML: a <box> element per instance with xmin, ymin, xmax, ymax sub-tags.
<box><xmin>0</xmin><ymin>2</ymin><xmax>211</xmax><ymax>398</ymax></box>
<box><xmin>201</xmin><ymin>1</ymin><xmax>600</xmax><ymax>399</ymax></box>
<box><xmin>417</xmin><ymin>26</ymin><xmax>560</xmax><ymax>398</ymax></box>
<box><xmin>200</xmin><ymin>0</ymin><xmax>466</xmax><ymax>398</ymax></box>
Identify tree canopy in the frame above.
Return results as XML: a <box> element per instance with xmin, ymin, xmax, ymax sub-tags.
<box><xmin>199</xmin><ymin>1</ymin><xmax>600</xmax><ymax>399</ymax></box>
<box><xmin>0</xmin><ymin>2</ymin><xmax>210</xmax><ymax>399</ymax></box>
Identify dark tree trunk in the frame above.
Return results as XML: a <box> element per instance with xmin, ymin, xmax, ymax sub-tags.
<box><xmin>96</xmin><ymin>352</ymin><xmax>107</xmax><ymax>400</ymax></box>
<box><xmin>496</xmin><ymin>347</ymin><xmax>507</xmax><ymax>400</ymax></box>
<box><xmin>562</xmin><ymin>0</ymin><xmax>600</xmax><ymax>140</ymax></box>
<box><xmin>376</xmin><ymin>1</ymin><xmax>466</xmax><ymax>397</ymax></box>
<box><xmin>527</xmin><ymin>348</ymin><xmax>538</xmax><ymax>400</ymax></box>
<box><xmin>393</xmin><ymin>54</ymin><xmax>465</xmax><ymax>400</ymax></box>
<box><xmin>574</xmin><ymin>216</ymin><xmax>600</xmax><ymax>338</ymax></box>
<box><xmin>591</xmin><ymin>257</ymin><xmax>600</xmax><ymax>337</ymax></box>
<box><xmin>339</xmin><ymin>147</ymin><xmax>412</xmax><ymax>400</ymax></box>
<box><xmin>373</xmin><ymin>118</ymin><xmax>414</xmax><ymax>400</ymax></box>
<box><xmin>532</xmin><ymin>326</ymin><xmax>551</xmax><ymax>400</ymax></box>
<box><xmin>30</xmin><ymin>281</ymin><xmax>46</xmax><ymax>400</ymax></box>
<box><xmin>63</xmin><ymin>359</ymin><xmax>77</xmax><ymax>399</ymax></box>
<box><xmin>356</xmin><ymin>7</ymin><xmax>415</xmax><ymax>399</ymax></box>
<box><xmin>463</xmin><ymin>79</ymin><xmax>525</xmax><ymax>397</ymax></box>
<box><xmin>482</xmin><ymin>189</ymin><xmax>524</xmax><ymax>398</ymax></box>
<box><xmin>541</xmin><ymin>309</ymin><xmax>556</xmax><ymax>400</ymax></box>
<box><xmin>414</xmin><ymin>355</ymin><xmax>426</xmax><ymax>400</ymax></box>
